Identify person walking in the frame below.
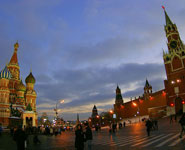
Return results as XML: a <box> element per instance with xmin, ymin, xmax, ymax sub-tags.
<box><xmin>179</xmin><ymin>113</ymin><xmax>185</xmax><ymax>138</ymax></box>
<box><xmin>145</xmin><ymin>119</ymin><xmax>152</xmax><ymax>136</ymax></box>
<box><xmin>85</xmin><ymin>123</ymin><xmax>93</xmax><ymax>150</ymax></box>
<box><xmin>0</xmin><ymin>124</ymin><xmax>2</xmax><ymax>136</ymax></box>
<box><xmin>13</xmin><ymin>125</ymin><xmax>27</xmax><ymax>150</ymax></box>
<box><xmin>75</xmin><ymin>124</ymin><xmax>85</xmax><ymax>150</ymax></box>
<box><xmin>33</xmin><ymin>133</ymin><xmax>41</xmax><ymax>144</ymax></box>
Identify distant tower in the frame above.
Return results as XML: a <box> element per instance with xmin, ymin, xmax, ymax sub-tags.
<box><xmin>144</xmin><ymin>79</ymin><xmax>152</xmax><ymax>100</ymax></box>
<box><xmin>114</xmin><ymin>85</ymin><xmax>124</xmax><ymax>120</ymax></box>
<box><xmin>91</xmin><ymin>105</ymin><xmax>98</xmax><ymax>118</ymax></box>
<box><xmin>25</xmin><ymin>70</ymin><xmax>37</xmax><ymax>112</ymax></box>
<box><xmin>162</xmin><ymin>7</ymin><xmax>185</xmax><ymax>114</ymax></box>
<box><xmin>115</xmin><ymin>85</ymin><xmax>124</xmax><ymax>105</ymax></box>
<box><xmin>76</xmin><ymin>113</ymin><xmax>80</xmax><ymax>125</ymax></box>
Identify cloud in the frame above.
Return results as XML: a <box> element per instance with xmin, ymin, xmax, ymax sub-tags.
<box><xmin>0</xmin><ymin>0</ymin><xmax>185</xmax><ymax>121</ymax></box>
<box><xmin>34</xmin><ymin>62</ymin><xmax>166</xmax><ymax>120</ymax></box>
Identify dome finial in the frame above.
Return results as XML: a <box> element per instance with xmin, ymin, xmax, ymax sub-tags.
<box><xmin>14</xmin><ymin>41</ymin><xmax>19</xmax><ymax>50</ymax></box>
<box><xmin>30</xmin><ymin>65</ymin><xmax>32</xmax><ymax>73</ymax></box>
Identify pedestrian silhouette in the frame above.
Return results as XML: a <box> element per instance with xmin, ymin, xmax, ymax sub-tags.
<box><xmin>75</xmin><ymin>124</ymin><xmax>85</xmax><ymax>150</ymax></box>
<box><xmin>145</xmin><ymin>119</ymin><xmax>152</xmax><ymax>136</ymax></box>
<box><xmin>13</xmin><ymin>125</ymin><xmax>27</xmax><ymax>150</ymax></box>
<box><xmin>85</xmin><ymin>123</ymin><xmax>93</xmax><ymax>150</ymax></box>
<box><xmin>179</xmin><ymin>113</ymin><xmax>185</xmax><ymax>138</ymax></box>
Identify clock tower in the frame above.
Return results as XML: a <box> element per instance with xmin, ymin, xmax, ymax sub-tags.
<box><xmin>163</xmin><ymin>8</ymin><xmax>185</xmax><ymax>115</ymax></box>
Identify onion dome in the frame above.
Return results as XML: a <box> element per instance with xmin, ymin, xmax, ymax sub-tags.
<box><xmin>25</xmin><ymin>71</ymin><xmax>36</xmax><ymax>84</ymax></box>
<box><xmin>0</xmin><ymin>66</ymin><xmax>12</xmax><ymax>79</ymax></box>
<box><xmin>17</xmin><ymin>80</ymin><xmax>26</xmax><ymax>91</ymax></box>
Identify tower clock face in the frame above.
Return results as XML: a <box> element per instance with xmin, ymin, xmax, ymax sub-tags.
<box><xmin>170</xmin><ymin>41</ymin><xmax>177</xmax><ymax>49</ymax></box>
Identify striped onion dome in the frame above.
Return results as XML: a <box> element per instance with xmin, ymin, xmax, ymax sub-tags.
<box><xmin>17</xmin><ymin>80</ymin><xmax>26</xmax><ymax>91</ymax></box>
<box><xmin>0</xmin><ymin>66</ymin><xmax>12</xmax><ymax>79</ymax></box>
<box><xmin>25</xmin><ymin>72</ymin><xmax>36</xmax><ymax>84</ymax></box>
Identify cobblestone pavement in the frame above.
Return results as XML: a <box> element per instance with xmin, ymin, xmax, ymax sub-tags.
<box><xmin>0</xmin><ymin>117</ymin><xmax>185</xmax><ymax>150</ymax></box>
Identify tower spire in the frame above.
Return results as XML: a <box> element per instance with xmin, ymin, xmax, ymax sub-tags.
<box><xmin>76</xmin><ymin>113</ymin><xmax>80</xmax><ymax>125</ymax></box>
<box><xmin>162</xmin><ymin>6</ymin><xmax>173</xmax><ymax>26</ymax></box>
<box><xmin>9</xmin><ymin>42</ymin><xmax>19</xmax><ymax>65</ymax></box>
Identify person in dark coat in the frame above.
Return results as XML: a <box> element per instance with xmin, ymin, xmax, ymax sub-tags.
<box><xmin>75</xmin><ymin>124</ymin><xmax>85</xmax><ymax>150</ymax></box>
<box><xmin>145</xmin><ymin>119</ymin><xmax>152</xmax><ymax>136</ymax></box>
<box><xmin>85</xmin><ymin>123</ymin><xmax>93</xmax><ymax>150</ymax></box>
<box><xmin>0</xmin><ymin>124</ymin><xmax>2</xmax><ymax>136</ymax></box>
<box><xmin>179</xmin><ymin>113</ymin><xmax>185</xmax><ymax>138</ymax></box>
<box><xmin>13</xmin><ymin>125</ymin><xmax>27</xmax><ymax>150</ymax></box>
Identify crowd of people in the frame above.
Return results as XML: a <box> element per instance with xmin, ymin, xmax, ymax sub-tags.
<box><xmin>1</xmin><ymin>113</ymin><xmax>185</xmax><ymax>150</ymax></box>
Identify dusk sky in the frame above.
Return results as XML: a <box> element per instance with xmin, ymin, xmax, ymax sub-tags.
<box><xmin>0</xmin><ymin>0</ymin><xmax>185</xmax><ymax>121</ymax></box>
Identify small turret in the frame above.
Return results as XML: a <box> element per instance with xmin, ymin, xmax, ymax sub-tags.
<box><xmin>25</xmin><ymin>70</ymin><xmax>36</xmax><ymax>90</ymax></box>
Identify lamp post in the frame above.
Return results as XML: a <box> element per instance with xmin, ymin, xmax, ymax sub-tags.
<box><xmin>54</xmin><ymin>99</ymin><xmax>64</xmax><ymax>120</ymax></box>
<box><xmin>132</xmin><ymin>102</ymin><xmax>140</xmax><ymax>122</ymax></box>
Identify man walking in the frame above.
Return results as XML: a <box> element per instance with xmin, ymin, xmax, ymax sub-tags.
<box><xmin>85</xmin><ymin>123</ymin><xmax>93</xmax><ymax>150</ymax></box>
<box><xmin>179</xmin><ymin>113</ymin><xmax>185</xmax><ymax>138</ymax></box>
<box><xmin>13</xmin><ymin>125</ymin><xmax>27</xmax><ymax>150</ymax></box>
<box><xmin>145</xmin><ymin>119</ymin><xmax>152</xmax><ymax>136</ymax></box>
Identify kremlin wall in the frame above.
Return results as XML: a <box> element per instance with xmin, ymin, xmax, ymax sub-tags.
<box><xmin>114</xmin><ymin>8</ymin><xmax>185</xmax><ymax>121</ymax></box>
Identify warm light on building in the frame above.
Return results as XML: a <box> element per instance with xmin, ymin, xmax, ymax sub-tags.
<box><xmin>171</xmin><ymin>80</ymin><xmax>175</xmax><ymax>84</ymax></box>
<box><xmin>132</xmin><ymin>102</ymin><xmax>137</xmax><ymax>107</ymax></box>
<box><xmin>170</xmin><ymin>103</ymin><xmax>174</xmax><ymax>107</ymax></box>
<box><xmin>176</xmin><ymin>79</ymin><xmax>181</xmax><ymax>83</ymax></box>
<box><xmin>109</xmin><ymin>110</ymin><xmax>114</xmax><ymax>114</ymax></box>
<box><xmin>149</xmin><ymin>96</ymin><xmax>154</xmax><ymax>100</ymax></box>
<box><xmin>162</xmin><ymin>91</ymin><xmax>166</xmax><ymax>96</ymax></box>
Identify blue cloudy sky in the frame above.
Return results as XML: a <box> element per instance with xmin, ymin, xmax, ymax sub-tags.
<box><xmin>0</xmin><ymin>0</ymin><xmax>185</xmax><ymax>120</ymax></box>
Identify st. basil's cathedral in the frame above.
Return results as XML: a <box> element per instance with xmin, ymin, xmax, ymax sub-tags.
<box><xmin>0</xmin><ymin>42</ymin><xmax>37</xmax><ymax>128</ymax></box>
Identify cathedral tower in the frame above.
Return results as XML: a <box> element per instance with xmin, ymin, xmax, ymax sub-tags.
<box><xmin>25</xmin><ymin>71</ymin><xmax>37</xmax><ymax>112</ymax></box>
<box><xmin>162</xmin><ymin>7</ymin><xmax>185</xmax><ymax>114</ymax></box>
<box><xmin>16</xmin><ymin>79</ymin><xmax>26</xmax><ymax>107</ymax></box>
<box><xmin>7</xmin><ymin>42</ymin><xmax>20</xmax><ymax>104</ymax></box>
<box><xmin>0</xmin><ymin>66</ymin><xmax>11</xmax><ymax>126</ymax></box>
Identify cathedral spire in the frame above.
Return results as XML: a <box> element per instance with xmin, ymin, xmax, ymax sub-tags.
<box><xmin>162</xmin><ymin>6</ymin><xmax>173</xmax><ymax>26</ymax></box>
<box><xmin>9</xmin><ymin>42</ymin><xmax>19</xmax><ymax>65</ymax></box>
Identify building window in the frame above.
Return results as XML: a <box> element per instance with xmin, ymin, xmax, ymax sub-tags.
<box><xmin>174</xmin><ymin>87</ymin><xmax>179</xmax><ymax>94</ymax></box>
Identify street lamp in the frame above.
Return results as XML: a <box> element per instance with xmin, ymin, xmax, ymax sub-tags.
<box><xmin>132</xmin><ymin>102</ymin><xmax>140</xmax><ymax>122</ymax></box>
<box><xmin>54</xmin><ymin>99</ymin><xmax>64</xmax><ymax>120</ymax></box>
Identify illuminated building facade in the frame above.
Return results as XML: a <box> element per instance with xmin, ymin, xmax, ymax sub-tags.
<box><xmin>0</xmin><ymin>42</ymin><xmax>37</xmax><ymax>127</ymax></box>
